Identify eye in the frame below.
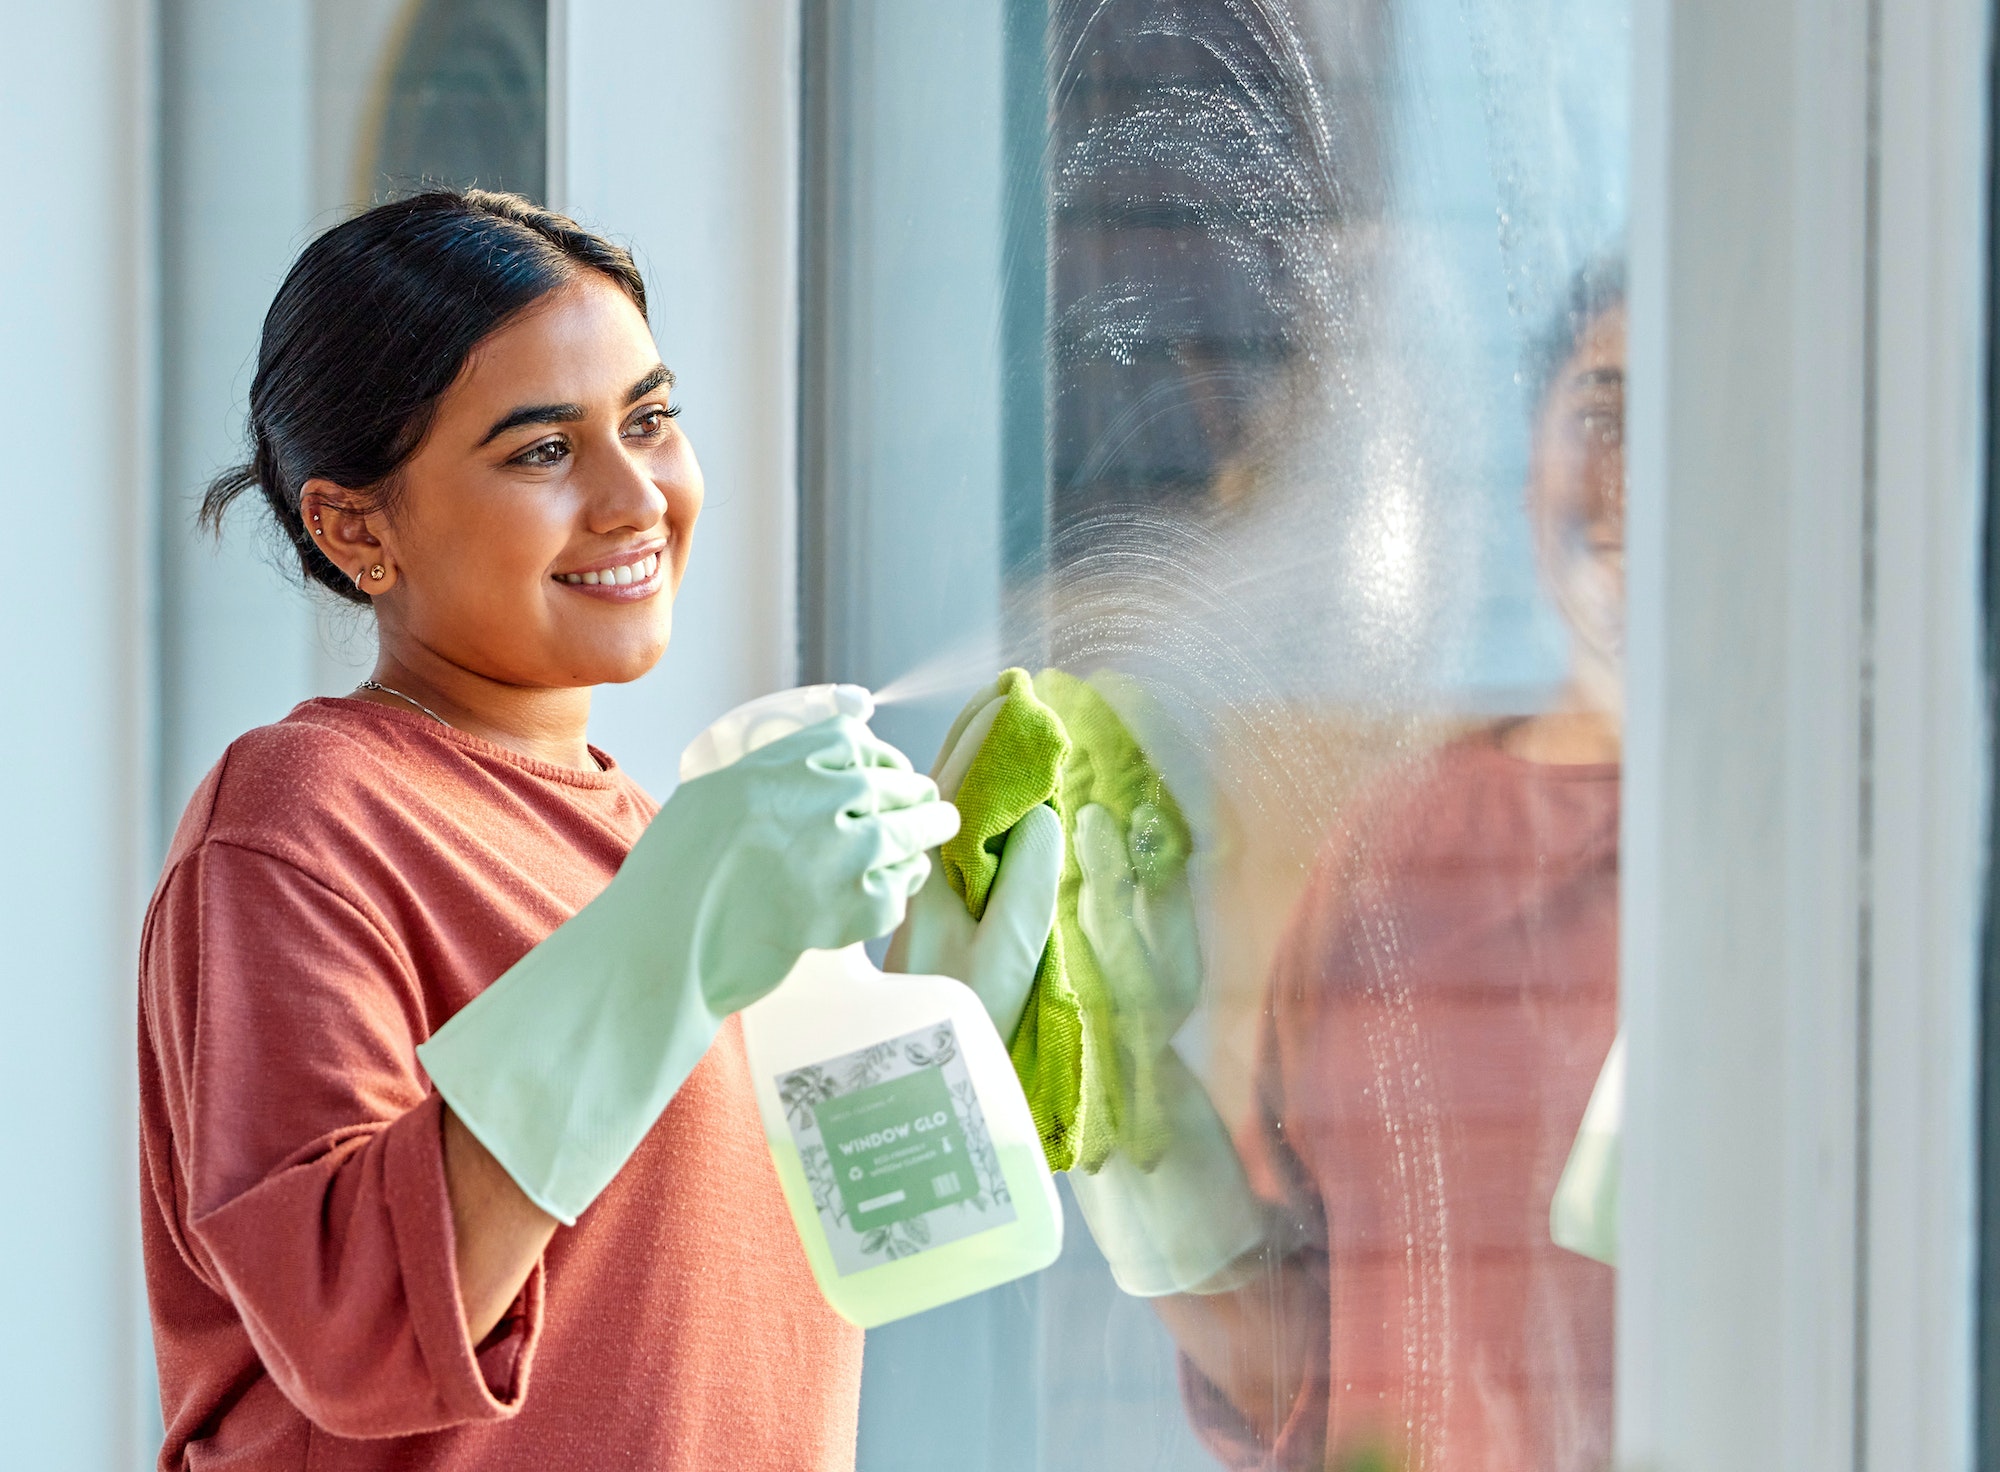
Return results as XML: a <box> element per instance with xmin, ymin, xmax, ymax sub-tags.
<box><xmin>623</xmin><ymin>403</ymin><xmax>681</xmax><ymax>441</ymax></box>
<box><xmin>510</xmin><ymin>436</ymin><xmax>572</xmax><ymax>468</ymax></box>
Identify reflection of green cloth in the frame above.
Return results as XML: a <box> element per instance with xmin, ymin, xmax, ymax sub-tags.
<box><xmin>938</xmin><ymin>667</ymin><xmax>1193</xmax><ymax>1173</ymax></box>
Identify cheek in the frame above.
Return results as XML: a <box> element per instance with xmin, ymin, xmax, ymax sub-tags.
<box><xmin>1579</xmin><ymin>444</ymin><xmax>1625</xmax><ymax>534</ymax></box>
<box><xmin>423</xmin><ymin>501</ymin><xmax>570</xmax><ymax>609</ymax></box>
<box><xmin>657</xmin><ymin>454</ymin><xmax>704</xmax><ymax>576</ymax></box>
<box><xmin>677</xmin><ymin>476</ymin><xmax>705</xmax><ymax>528</ymax></box>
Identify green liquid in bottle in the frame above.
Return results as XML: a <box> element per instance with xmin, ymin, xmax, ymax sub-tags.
<box><xmin>743</xmin><ymin>948</ymin><xmax>1064</xmax><ymax>1328</ymax></box>
<box><xmin>767</xmin><ymin>1140</ymin><xmax>1061</xmax><ymax>1327</ymax></box>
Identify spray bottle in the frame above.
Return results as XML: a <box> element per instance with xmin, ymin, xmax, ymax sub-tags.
<box><xmin>680</xmin><ymin>684</ymin><xmax>1064</xmax><ymax>1327</ymax></box>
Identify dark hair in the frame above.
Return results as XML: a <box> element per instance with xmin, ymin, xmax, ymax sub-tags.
<box><xmin>1527</xmin><ymin>253</ymin><xmax>1627</xmax><ymax>410</ymax></box>
<box><xmin>202</xmin><ymin>188</ymin><xmax>648</xmax><ymax>605</ymax></box>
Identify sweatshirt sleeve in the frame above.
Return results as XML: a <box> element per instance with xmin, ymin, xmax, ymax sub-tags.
<box><xmin>142</xmin><ymin>839</ymin><xmax>544</xmax><ymax>1439</ymax></box>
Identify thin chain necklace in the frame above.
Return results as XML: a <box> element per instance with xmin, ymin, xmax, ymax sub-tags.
<box><xmin>357</xmin><ymin>679</ymin><xmax>452</xmax><ymax>728</ymax></box>
<box><xmin>356</xmin><ymin>678</ymin><xmax>606</xmax><ymax>771</ymax></box>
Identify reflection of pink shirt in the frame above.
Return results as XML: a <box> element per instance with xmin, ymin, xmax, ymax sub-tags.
<box><xmin>139</xmin><ymin>699</ymin><xmax>861</xmax><ymax>1470</ymax></box>
<box><xmin>1189</xmin><ymin>734</ymin><xmax>1618</xmax><ymax>1472</ymax></box>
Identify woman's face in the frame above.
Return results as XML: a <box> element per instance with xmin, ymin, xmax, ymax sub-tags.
<box><xmin>351</xmin><ymin>275</ymin><xmax>702</xmax><ymax>690</ymax></box>
<box><xmin>1527</xmin><ymin>303</ymin><xmax>1626</xmax><ymax>706</ymax></box>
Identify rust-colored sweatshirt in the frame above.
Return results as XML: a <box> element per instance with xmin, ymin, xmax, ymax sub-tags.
<box><xmin>138</xmin><ymin>698</ymin><xmax>862</xmax><ymax>1471</ymax></box>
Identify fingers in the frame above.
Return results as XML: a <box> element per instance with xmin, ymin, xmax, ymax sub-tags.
<box><xmin>970</xmin><ymin>803</ymin><xmax>1064</xmax><ymax>1043</ymax></box>
<box><xmin>1134</xmin><ymin>876</ymin><xmax>1204</xmax><ymax>1027</ymax></box>
<box><xmin>842</xmin><ymin>765</ymin><xmax>945</xmax><ymax>818</ymax></box>
<box><xmin>932</xmin><ymin>696</ymin><xmax>1008</xmax><ymax>801</ymax></box>
<box><xmin>1074</xmin><ymin>803</ymin><xmax>1158</xmax><ymax>1014</ymax></box>
<box><xmin>847</xmin><ymin>722</ymin><xmax>916</xmax><ymax>771</ymax></box>
<box><xmin>982</xmin><ymin>804</ymin><xmax>1063</xmax><ymax>952</ymax></box>
<box><xmin>863</xmin><ymin>850</ymin><xmax>932</xmax><ymax>908</ymax></box>
<box><xmin>866</xmin><ymin>795</ymin><xmax>962</xmax><ymax>862</ymax></box>
<box><xmin>832</xmin><ymin>849</ymin><xmax>930</xmax><ymax>948</ymax></box>
<box><xmin>764</xmin><ymin>714</ymin><xmax>916</xmax><ymax>774</ymax></box>
<box><xmin>932</xmin><ymin>677</ymin><xmax>1009</xmax><ymax>780</ymax></box>
<box><xmin>1074</xmin><ymin>802</ymin><xmax>1136</xmax><ymax>904</ymax></box>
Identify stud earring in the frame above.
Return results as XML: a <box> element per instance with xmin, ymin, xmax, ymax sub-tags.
<box><xmin>370</xmin><ymin>565</ymin><xmax>385</xmax><ymax>581</ymax></box>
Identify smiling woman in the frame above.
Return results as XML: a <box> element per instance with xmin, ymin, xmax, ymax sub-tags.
<box><xmin>201</xmin><ymin>192</ymin><xmax>701</xmax><ymax>769</ymax></box>
<box><xmin>140</xmin><ymin>189</ymin><xmax>964</xmax><ymax>1471</ymax></box>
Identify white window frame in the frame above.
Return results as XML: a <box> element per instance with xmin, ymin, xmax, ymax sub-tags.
<box><xmin>1620</xmin><ymin>0</ymin><xmax>1989</xmax><ymax>1465</ymax></box>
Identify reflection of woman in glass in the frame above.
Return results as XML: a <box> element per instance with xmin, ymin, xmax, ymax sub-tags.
<box><xmin>137</xmin><ymin>191</ymin><xmax>958</xmax><ymax>1469</ymax></box>
<box><xmin>1160</xmin><ymin>265</ymin><xmax>1627</xmax><ymax>1472</ymax></box>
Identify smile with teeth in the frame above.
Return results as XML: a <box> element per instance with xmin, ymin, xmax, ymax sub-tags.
<box><xmin>555</xmin><ymin>552</ymin><xmax>661</xmax><ymax>587</ymax></box>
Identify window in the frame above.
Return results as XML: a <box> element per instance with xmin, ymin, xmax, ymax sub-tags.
<box><xmin>159</xmin><ymin>0</ymin><xmax>552</xmax><ymax>823</ymax></box>
<box><xmin>802</xmin><ymin>1</ymin><xmax>1629</xmax><ymax>1465</ymax></box>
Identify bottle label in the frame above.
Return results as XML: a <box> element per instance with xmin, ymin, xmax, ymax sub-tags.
<box><xmin>776</xmin><ymin>1019</ymin><xmax>1016</xmax><ymax>1275</ymax></box>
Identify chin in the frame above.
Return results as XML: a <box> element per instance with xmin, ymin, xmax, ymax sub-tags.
<box><xmin>533</xmin><ymin>598</ymin><xmax>671</xmax><ymax>683</ymax></box>
<box><xmin>576</xmin><ymin>629</ymin><xmax>673</xmax><ymax>686</ymax></box>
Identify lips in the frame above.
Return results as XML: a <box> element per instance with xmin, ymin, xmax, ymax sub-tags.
<box><xmin>554</xmin><ymin>551</ymin><xmax>661</xmax><ymax>587</ymax></box>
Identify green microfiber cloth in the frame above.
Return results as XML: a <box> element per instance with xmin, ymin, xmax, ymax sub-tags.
<box><xmin>938</xmin><ymin>667</ymin><xmax>1194</xmax><ymax>1174</ymax></box>
<box><xmin>938</xmin><ymin>670</ymin><xmax>1080</xmax><ymax>1170</ymax></box>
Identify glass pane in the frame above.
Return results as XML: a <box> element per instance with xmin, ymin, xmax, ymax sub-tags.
<box><xmin>802</xmin><ymin>0</ymin><xmax>1629</xmax><ymax>1467</ymax></box>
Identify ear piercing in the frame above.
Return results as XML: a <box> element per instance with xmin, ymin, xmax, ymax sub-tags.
<box><xmin>318</xmin><ymin>510</ymin><xmax>383</xmax><ymax>586</ymax></box>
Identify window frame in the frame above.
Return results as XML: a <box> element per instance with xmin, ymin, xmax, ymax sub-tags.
<box><xmin>1621</xmin><ymin>0</ymin><xmax>1988</xmax><ymax>1464</ymax></box>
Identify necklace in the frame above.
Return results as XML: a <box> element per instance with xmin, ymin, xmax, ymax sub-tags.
<box><xmin>357</xmin><ymin>679</ymin><xmax>452</xmax><ymax>728</ymax></box>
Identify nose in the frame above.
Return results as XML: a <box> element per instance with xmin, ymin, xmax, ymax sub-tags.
<box><xmin>585</xmin><ymin>437</ymin><xmax>671</xmax><ymax>535</ymax></box>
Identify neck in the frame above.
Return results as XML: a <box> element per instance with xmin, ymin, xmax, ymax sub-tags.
<box><xmin>1499</xmin><ymin>678</ymin><xmax>1623</xmax><ymax>765</ymax></box>
<box><xmin>358</xmin><ymin>644</ymin><xmax>598</xmax><ymax>772</ymax></box>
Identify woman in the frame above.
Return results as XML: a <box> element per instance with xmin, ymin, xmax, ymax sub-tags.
<box><xmin>137</xmin><ymin>190</ymin><xmax>970</xmax><ymax>1470</ymax></box>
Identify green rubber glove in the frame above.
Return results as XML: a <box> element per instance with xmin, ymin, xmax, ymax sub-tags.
<box><xmin>417</xmin><ymin>715</ymin><xmax>960</xmax><ymax>1224</ymax></box>
<box><xmin>1067</xmin><ymin>801</ymin><xmax>1266</xmax><ymax>1296</ymax></box>
<box><xmin>885</xmin><ymin>689</ymin><xmax>1064</xmax><ymax>1042</ymax></box>
<box><xmin>1550</xmin><ymin>1030</ymin><xmax>1623</xmax><ymax>1266</ymax></box>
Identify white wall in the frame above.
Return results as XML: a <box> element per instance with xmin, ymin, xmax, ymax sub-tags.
<box><xmin>0</xmin><ymin>0</ymin><xmax>156</xmax><ymax>1465</ymax></box>
<box><xmin>560</xmin><ymin>0</ymin><xmax>802</xmax><ymax>795</ymax></box>
<box><xmin>158</xmin><ymin>0</ymin><xmax>323</xmax><ymax>831</ymax></box>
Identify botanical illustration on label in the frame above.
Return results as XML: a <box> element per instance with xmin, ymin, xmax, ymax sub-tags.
<box><xmin>777</xmin><ymin>1019</ymin><xmax>1015</xmax><ymax>1274</ymax></box>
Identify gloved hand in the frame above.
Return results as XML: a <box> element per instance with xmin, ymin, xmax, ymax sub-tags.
<box><xmin>1550</xmin><ymin>1030</ymin><xmax>1623</xmax><ymax>1266</ymax></box>
<box><xmin>1067</xmin><ymin>800</ymin><xmax>1266</xmax><ymax>1297</ymax></box>
<box><xmin>885</xmin><ymin>683</ymin><xmax>1064</xmax><ymax>1042</ymax></box>
<box><xmin>418</xmin><ymin>715</ymin><xmax>960</xmax><ymax>1224</ymax></box>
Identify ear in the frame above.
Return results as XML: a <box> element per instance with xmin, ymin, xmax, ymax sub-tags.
<box><xmin>301</xmin><ymin>479</ymin><xmax>400</xmax><ymax>595</ymax></box>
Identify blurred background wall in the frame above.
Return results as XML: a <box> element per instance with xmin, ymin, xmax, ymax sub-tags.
<box><xmin>2</xmin><ymin>3</ymin><xmax>156</xmax><ymax>1467</ymax></box>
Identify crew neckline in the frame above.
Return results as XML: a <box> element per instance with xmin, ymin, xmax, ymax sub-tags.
<box><xmin>304</xmin><ymin>696</ymin><xmax>625</xmax><ymax>790</ymax></box>
<box><xmin>1470</xmin><ymin>724</ymin><xmax>1622</xmax><ymax>781</ymax></box>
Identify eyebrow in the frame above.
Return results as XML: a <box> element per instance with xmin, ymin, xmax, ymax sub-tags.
<box><xmin>627</xmin><ymin>364</ymin><xmax>675</xmax><ymax>403</ymax></box>
<box><xmin>1571</xmin><ymin>366</ymin><xmax>1625</xmax><ymax>389</ymax></box>
<box><xmin>478</xmin><ymin>365</ymin><xmax>677</xmax><ymax>447</ymax></box>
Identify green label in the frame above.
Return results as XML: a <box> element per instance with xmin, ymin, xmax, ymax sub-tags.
<box><xmin>816</xmin><ymin>1067</ymin><xmax>977</xmax><ymax>1227</ymax></box>
<box><xmin>777</xmin><ymin>1020</ymin><xmax>1015</xmax><ymax>1274</ymax></box>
